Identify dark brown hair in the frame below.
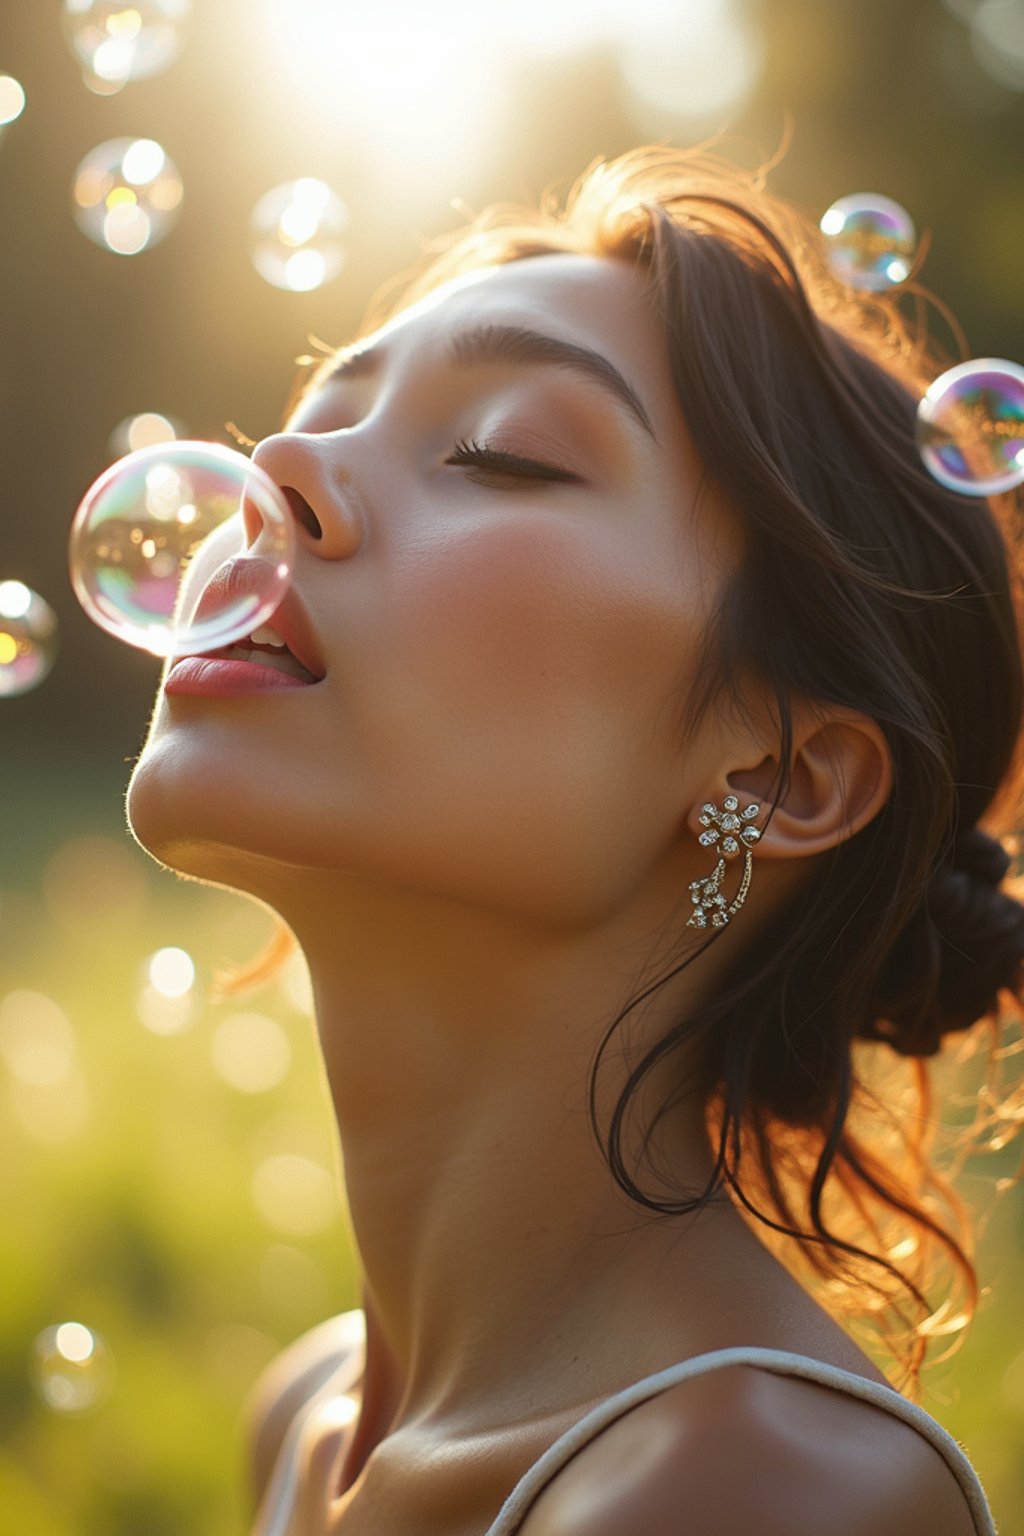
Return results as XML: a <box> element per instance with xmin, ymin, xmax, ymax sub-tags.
<box><xmin>235</xmin><ymin>145</ymin><xmax>1024</xmax><ymax>1397</ymax></box>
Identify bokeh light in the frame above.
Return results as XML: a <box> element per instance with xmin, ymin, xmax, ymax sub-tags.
<box><xmin>148</xmin><ymin>946</ymin><xmax>195</xmax><ymax>996</ymax></box>
<box><xmin>0</xmin><ymin>74</ymin><xmax>26</xmax><ymax>125</ymax></box>
<box><xmin>71</xmin><ymin>137</ymin><xmax>183</xmax><ymax>255</ymax></box>
<box><xmin>0</xmin><ymin>581</ymin><xmax>58</xmax><ymax>697</ymax></box>
<box><xmin>136</xmin><ymin>945</ymin><xmax>196</xmax><ymax>1034</ymax></box>
<box><xmin>0</xmin><ymin>990</ymin><xmax>76</xmax><ymax>1085</ymax></box>
<box><xmin>820</xmin><ymin>193</ymin><xmax>917</xmax><ymax>290</ymax></box>
<box><xmin>210</xmin><ymin>1010</ymin><xmax>291</xmax><ymax>1094</ymax></box>
<box><xmin>250</xmin><ymin>1152</ymin><xmax>338</xmax><ymax>1236</ymax></box>
<box><xmin>916</xmin><ymin>357</ymin><xmax>1024</xmax><ymax>495</ymax></box>
<box><xmin>260</xmin><ymin>0</ymin><xmax>506</xmax><ymax>181</ymax></box>
<box><xmin>30</xmin><ymin>1322</ymin><xmax>114</xmax><ymax>1413</ymax></box>
<box><xmin>617</xmin><ymin>0</ymin><xmax>764</xmax><ymax>132</ymax></box>
<box><xmin>0</xmin><ymin>990</ymin><xmax>90</xmax><ymax>1145</ymax></box>
<box><xmin>108</xmin><ymin>410</ymin><xmax>183</xmax><ymax>460</ymax></box>
<box><xmin>69</xmin><ymin>440</ymin><xmax>295</xmax><ymax>658</ymax></box>
<box><xmin>249</xmin><ymin>178</ymin><xmax>350</xmax><ymax>292</ymax></box>
<box><xmin>62</xmin><ymin>0</ymin><xmax>191</xmax><ymax>95</ymax></box>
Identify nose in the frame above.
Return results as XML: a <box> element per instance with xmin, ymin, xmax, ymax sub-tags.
<box><xmin>247</xmin><ymin>432</ymin><xmax>365</xmax><ymax>560</ymax></box>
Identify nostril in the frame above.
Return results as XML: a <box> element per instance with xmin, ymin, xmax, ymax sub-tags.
<box><xmin>282</xmin><ymin>484</ymin><xmax>322</xmax><ymax>540</ymax></box>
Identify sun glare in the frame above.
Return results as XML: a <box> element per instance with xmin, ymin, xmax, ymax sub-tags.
<box><xmin>260</xmin><ymin>0</ymin><xmax>508</xmax><ymax>180</ymax></box>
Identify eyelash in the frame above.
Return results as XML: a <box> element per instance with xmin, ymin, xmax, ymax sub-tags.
<box><xmin>446</xmin><ymin>438</ymin><xmax>579</xmax><ymax>485</ymax></box>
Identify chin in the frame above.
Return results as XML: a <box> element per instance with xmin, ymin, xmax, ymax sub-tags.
<box><xmin>125</xmin><ymin>732</ymin><xmax>255</xmax><ymax>890</ymax></box>
<box><xmin>124</xmin><ymin>729</ymin><xmax>330</xmax><ymax>909</ymax></box>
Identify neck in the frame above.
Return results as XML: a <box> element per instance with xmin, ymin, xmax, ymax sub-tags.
<box><xmin>261</xmin><ymin>861</ymin><xmax>760</xmax><ymax>1432</ymax></box>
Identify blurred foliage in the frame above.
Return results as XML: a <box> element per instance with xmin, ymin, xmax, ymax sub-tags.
<box><xmin>0</xmin><ymin>786</ymin><xmax>360</xmax><ymax>1535</ymax></box>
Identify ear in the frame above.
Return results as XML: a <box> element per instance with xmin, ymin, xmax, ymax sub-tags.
<box><xmin>688</xmin><ymin>703</ymin><xmax>893</xmax><ymax>860</ymax></box>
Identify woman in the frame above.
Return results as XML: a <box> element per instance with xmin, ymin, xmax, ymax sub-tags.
<box><xmin>130</xmin><ymin>147</ymin><xmax>1021</xmax><ymax>1534</ymax></box>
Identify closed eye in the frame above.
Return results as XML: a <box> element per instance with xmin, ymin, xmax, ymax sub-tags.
<box><xmin>446</xmin><ymin>438</ymin><xmax>580</xmax><ymax>485</ymax></box>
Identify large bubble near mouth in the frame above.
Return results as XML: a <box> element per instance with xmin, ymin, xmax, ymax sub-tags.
<box><xmin>69</xmin><ymin>440</ymin><xmax>295</xmax><ymax>657</ymax></box>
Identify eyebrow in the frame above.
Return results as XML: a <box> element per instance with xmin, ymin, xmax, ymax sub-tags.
<box><xmin>321</xmin><ymin>323</ymin><xmax>657</xmax><ymax>441</ymax></box>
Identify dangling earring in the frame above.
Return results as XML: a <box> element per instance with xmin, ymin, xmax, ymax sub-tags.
<box><xmin>687</xmin><ymin>795</ymin><xmax>762</xmax><ymax>930</ymax></box>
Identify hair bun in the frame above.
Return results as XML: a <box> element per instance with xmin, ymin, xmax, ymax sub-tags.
<box><xmin>953</xmin><ymin>825</ymin><xmax>1012</xmax><ymax>886</ymax></box>
<box><xmin>864</xmin><ymin>827</ymin><xmax>1024</xmax><ymax>1057</ymax></box>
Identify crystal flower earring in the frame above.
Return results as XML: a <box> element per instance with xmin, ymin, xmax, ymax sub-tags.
<box><xmin>687</xmin><ymin>795</ymin><xmax>762</xmax><ymax>930</ymax></box>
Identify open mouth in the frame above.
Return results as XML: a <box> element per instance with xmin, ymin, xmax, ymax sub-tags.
<box><xmin>209</xmin><ymin>621</ymin><xmax>318</xmax><ymax>683</ymax></box>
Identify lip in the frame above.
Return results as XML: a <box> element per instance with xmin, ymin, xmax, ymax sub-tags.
<box><xmin>188</xmin><ymin>557</ymin><xmax>327</xmax><ymax>681</ymax></box>
<box><xmin>163</xmin><ymin>656</ymin><xmax>319</xmax><ymax>697</ymax></box>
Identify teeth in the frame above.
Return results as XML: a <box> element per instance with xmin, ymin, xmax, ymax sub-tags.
<box><xmin>224</xmin><ymin>645</ymin><xmax>315</xmax><ymax>681</ymax></box>
<box><xmin>248</xmin><ymin>622</ymin><xmax>288</xmax><ymax>649</ymax></box>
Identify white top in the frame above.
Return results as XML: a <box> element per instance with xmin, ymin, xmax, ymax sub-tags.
<box><xmin>257</xmin><ymin>1309</ymin><xmax>998</xmax><ymax>1536</ymax></box>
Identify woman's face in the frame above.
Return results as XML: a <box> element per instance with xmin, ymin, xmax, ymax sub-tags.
<box><xmin>128</xmin><ymin>253</ymin><xmax>740</xmax><ymax>926</ymax></box>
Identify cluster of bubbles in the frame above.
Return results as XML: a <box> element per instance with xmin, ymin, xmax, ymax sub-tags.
<box><xmin>818</xmin><ymin>192</ymin><xmax>1024</xmax><ymax>500</ymax></box>
<box><xmin>50</xmin><ymin>3</ymin><xmax>353</xmax><ymax>275</ymax></box>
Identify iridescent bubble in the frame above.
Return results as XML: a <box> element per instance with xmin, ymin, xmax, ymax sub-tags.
<box><xmin>0</xmin><ymin>581</ymin><xmax>58</xmax><ymax>697</ymax></box>
<box><xmin>69</xmin><ymin>440</ymin><xmax>295</xmax><ymax>658</ymax></box>
<box><xmin>72</xmin><ymin>137</ymin><xmax>183</xmax><ymax>256</ymax></box>
<box><xmin>250</xmin><ymin>179</ymin><xmax>349</xmax><ymax>292</ymax></box>
<box><xmin>30</xmin><ymin>1322</ymin><xmax>114</xmax><ymax>1413</ymax></box>
<box><xmin>0</xmin><ymin>74</ymin><xmax>26</xmax><ymax>125</ymax></box>
<box><xmin>820</xmin><ymin>193</ymin><xmax>917</xmax><ymax>291</ymax></box>
<box><xmin>61</xmin><ymin>0</ymin><xmax>190</xmax><ymax>95</ymax></box>
<box><xmin>917</xmin><ymin>358</ymin><xmax>1024</xmax><ymax>496</ymax></box>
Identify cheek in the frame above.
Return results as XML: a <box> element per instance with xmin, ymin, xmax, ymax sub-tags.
<box><xmin>374</xmin><ymin>515</ymin><xmax>701</xmax><ymax>859</ymax></box>
<box><xmin>407</xmin><ymin>515</ymin><xmax>692</xmax><ymax>718</ymax></box>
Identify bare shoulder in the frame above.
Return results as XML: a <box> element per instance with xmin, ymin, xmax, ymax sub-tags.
<box><xmin>519</xmin><ymin>1364</ymin><xmax>980</xmax><ymax>1536</ymax></box>
<box><xmin>241</xmin><ymin>1309</ymin><xmax>365</xmax><ymax>1514</ymax></box>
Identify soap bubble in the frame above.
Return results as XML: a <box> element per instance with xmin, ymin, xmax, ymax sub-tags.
<box><xmin>917</xmin><ymin>359</ymin><xmax>1024</xmax><ymax>496</ymax></box>
<box><xmin>820</xmin><ymin>193</ymin><xmax>917</xmax><ymax>291</ymax></box>
<box><xmin>62</xmin><ymin>0</ymin><xmax>190</xmax><ymax>95</ymax></box>
<box><xmin>0</xmin><ymin>582</ymin><xmax>58</xmax><ymax>697</ymax></box>
<box><xmin>72</xmin><ymin>137</ymin><xmax>183</xmax><ymax>256</ymax></box>
<box><xmin>31</xmin><ymin>1321</ymin><xmax>114</xmax><ymax>1413</ymax></box>
<box><xmin>69</xmin><ymin>440</ymin><xmax>295</xmax><ymax>658</ymax></box>
<box><xmin>250</xmin><ymin>179</ymin><xmax>349</xmax><ymax>292</ymax></box>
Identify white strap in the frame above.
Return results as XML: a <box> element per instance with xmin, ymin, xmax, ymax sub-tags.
<box><xmin>485</xmin><ymin>1346</ymin><xmax>997</xmax><ymax>1535</ymax></box>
